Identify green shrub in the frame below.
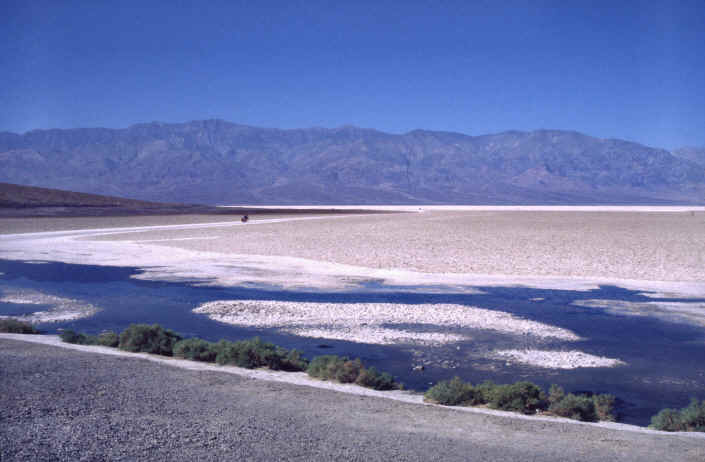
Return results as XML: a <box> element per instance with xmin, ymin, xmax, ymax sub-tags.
<box><xmin>307</xmin><ymin>355</ymin><xmax>347</xmax><ymax>380</ymax></box>
<box><xmin>0</xmin><ymin>318</ymin><xmax>40</xmax><ymax>334</ymax></box>
<box><xmin>60</xmin><ymin>329</ymin><xmax>92</xmax><ymax>344</ymax></box>
<box><xmin>96</xmin><ymin>331</ymin><xmax>119</xmax><ymax>347</ymax></box>
<box><xmin>548</xmin><ymin>384</ymin><xmax>566</xmax><ymax>406</ymax></box>
<box><xmin>59</xmin><ymin>329</ymin><xmax>120</xmax><ymax>347</ymax></box>
<box><xmin>306</xmin><ymin>355</ymin><xmax>399</xmax><ymax>390</ymax></box>
<box><xmin>424</xmin><ymin>377</ymin><xmax>476</xmax><ymax>405</ymax></box>
<box><xmin>174</xmin><ymin>338</ymin><xmax>217</xmax><ymax>362</ymax></box>
<box><xmin>546</xmin><ymin>386</ymin><xmax>615</xmax><ymax>422</ymax></box>
<box><xmin>336</xmin><ymin>358</ymin><xmax>363</xmax><ymax>383</ymax></box>
<box><xmin>681</xmin><ymin>398</ymin><xmax>705</xmax><ymax>431</ymax></box>
<box><xmin>593</xmin><ymin>394</ymin><xmax>616</xmax><ymax>422</ymax></box>
<box><xmin>549</xmin><ymin>393</ymin><xmax>597</xmax><ymax>422</ymax></box>
<box><xmin>653</xmin><ymin>399</ymin><xmax>705</xmax><ymax>432</ymax></box>
<box><xmin>486</xmin><ymin>381</ymin><xmax>545</xmax><ymax>414</ymax></box>
<box><xmin>118</xmin><ymin>323</ymin><xmax>182</xmax><ymax>356</ymax></box>
<box><xmin>474</xmin><ymin>380</ymin><xmax>496</xmax><ymax>404</ymax></box>
<box><xmin>282</xmin><ymin>348</ymin><xmax>309</xmax><ymax>372</ymax></box>
<box><xmin>650</xmin><ymin>408</ymin><xmax>685</xmax><ymax>432</ymax></box>
<box><xmin>214</xmin><ymin>337</ymin><xmax>308</xmax><ymax>371</ymax></box>
<box><xmin>355</xmin><ymin>366</ymin><xmax>398</xmax><ymax>391</ymax></box>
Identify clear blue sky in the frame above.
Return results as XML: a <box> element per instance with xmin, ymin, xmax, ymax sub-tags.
<box><xmin>1</xmin><ymin>0</ymin><xmax>704</xmax><ymax>150</ymax></box>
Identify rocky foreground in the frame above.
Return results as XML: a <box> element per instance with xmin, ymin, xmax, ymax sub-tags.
<box><xmin>1</xmin><ymin>338</ymin><xmax>703</xmax><ymax>462</ymax></box>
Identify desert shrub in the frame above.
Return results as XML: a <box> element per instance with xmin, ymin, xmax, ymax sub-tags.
<box><xmin>474</xmin><ymin>380</ymin><xmax>495</xmax><ymax>404</ymax></box>
<box><xmin>593</xmin><ymin>394</ymin><xmax>616</xmax><ymax>422</ymax></box>
<box><xmin>548</xmin><ymin>384</ymin><xmax>566</xmax><ymax>406</ymax></box>
<box><xmin>118</xmin><ymin>323</ymin><xmax>182</xmax><ymax>356</ymax></box>
<box><xmin>681</xmin><ymin>398</ymin><xmax>705</xmax><ymax>431</ymax></box>
<box><xmin>60</xmin><ymin>330</ymin><xmax>119</xmax><ymax>347</ymax></box>
<box><xmin>424</xmin><ymin>377</ymin><xmax>476</xmax><ymax>405</ymax></box>
<box><xmin>60</xmin><ymin>329</ymin><xmax>93</xmax><ymax>344</ymax></box>
<box><xmin>355</xmin><ymin>366</ymin><xmax>398</xmax><ymax>391</ymax></box>
<box><xmin>174</xmin><ymin>338</ymin><xmax>217</xmax><ymax>362</ymax></box>
<box><xmin>651</xmin><ymin>399</ymin><xmax>705</xmax><ymax>432</ymax></box>
<box><xmin>96</xmin><ymin>331</ymin><xmax>119</xmax><ymax>347</ymax></box>
<box><xmin>549</xmin><ymin>393</ymin><xmax>597</xmax><ymax>422</ymax></box>
<box><xmin>307</xmin><ymin>355</ymin><xmax>399</xmax><ymax>390</ymax></box>
<box><xmin>486</xmin><ymin>381</ymin><xmax>545</xmax><ymax>414</ymax></box>
<box><xmin>307</xmin><ymin>355</ymin><xmax>347</xmax><ymax>380</ymax></box>
<box><xmin>0</xmin><ymin>318</ymin><xmax>40</xmax><ymax>334</ymax></box>
<box><xmin>336</xmin><ymin>358</ymin><xmax>363</xmax><ymax>383</ymax></box>
<box><xmin>547</xmin><ymin>385</ymin><xmax>615</xmax><ymax>422</ymax></box>
<box><xmin>214</xmin><ymin>337</ymin><xmax>308</xmax><ymax>371</ymax></box>
<box><xmin>282</xmin><ymin>348</ymin><xmax>309</xmax><ymax>372</ymax></box>
<box><xmin>650</xmin><ymin>408</ymin><xmax>685</xmax><ymax>432</ymax></box>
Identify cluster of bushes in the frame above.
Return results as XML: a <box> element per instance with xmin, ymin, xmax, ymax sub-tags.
<box><xmin>61</xmin><ymin>324</ymin><xmax>307</xmax><ymax>370</ymax></box>
<box><xmin>210</xmin><ymin>337</ymin><xmax>309</xmax><ymax>371</ymax></box>
<box><xmin>546</xmin><ymin>385</ymin><xmax>615</xmax><ymax>422</ymax></box>
<box><xmin>60</xmin><ymin>329</ymin><xmax>119</xmax><ymax>347</ymax></box>
<box><xmin>424</xmin><ymin>377</ymin><xmax>615</xmax><ymax>422</ymax></box>
<box><xmin>61</xmin><ymin>324</ymin><xmax>177</xmax><ymax>352</ymax></box>
<box><xmin>0</xmin><ymin>319</ymin><xmax>40</xmax><ymax>334</ymax></box>
<box><xmin>61</xmin><ymin>323</ymin><xmax>705</xmax><ymax>432</ymax></box>
<box><xmin>306</xmin><ymin>355</ymin><xmax>400</xmax><ymax>390</ymax></box>
<box><xmin>58</xmin><ymin>324</ymin><xmax>399</xmax><ymax>390</ymax></box>
<box><xmin>650</xmin><ymin>398</ymin><xmax>705</xmax><ymax>432</ymax></box>
<box><xmin>118</xmin><ymin>324</ymin><xmax>182</xmax><ymax>355</ymax></box>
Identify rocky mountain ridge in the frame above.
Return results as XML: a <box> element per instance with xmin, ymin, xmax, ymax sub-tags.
<box><xmin>1</xmin><ymin>120</ymin><xmax>703</xmax><ymax>204</ymax></box>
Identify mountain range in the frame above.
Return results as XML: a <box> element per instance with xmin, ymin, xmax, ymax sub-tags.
<box><xmin>1</xmin><ymin>120</ymin><xmax>703</xmax><ymax>205</ymax></box>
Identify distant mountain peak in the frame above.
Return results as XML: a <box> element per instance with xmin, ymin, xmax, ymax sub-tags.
<box><xmin>1</xmin><ymin>120</ymin><xmax>703</xmax><ymax>205</ymax></box>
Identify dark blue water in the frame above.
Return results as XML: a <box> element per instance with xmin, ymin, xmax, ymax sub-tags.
<box><xmin>1</xmin><ymin>258</ymin><xmax>704</xmax><ymax>426</ymax></box>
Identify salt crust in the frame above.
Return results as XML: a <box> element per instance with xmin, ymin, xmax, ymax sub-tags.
<box><xmin>194</xmin><ymin>300</ymin><xmax>581</xmax><ymax>345</ymax></box>
<box><xmin>2</xmin><ymin>333</ymin><xmax>702</xmax><ymax>438</ymax></box>
<box><xmin>573</xmin><ymin>299</ymin><xmax>705</xmax><ymax>327</ymax></box>
<box><xmin>0</xmin><ymin>286</ymin><xmax>99</xmax><ymax>323</ymax></box>
<box><xmin>494</xmin><ymin>349</ymin><xmax>625</xmax><ymax>369</ymax></box>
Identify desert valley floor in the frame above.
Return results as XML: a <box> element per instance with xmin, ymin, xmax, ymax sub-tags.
<box><xmin>1</xmin><ymin>207</ymin><xmax>704</xmax><ymax>432</ymax></box>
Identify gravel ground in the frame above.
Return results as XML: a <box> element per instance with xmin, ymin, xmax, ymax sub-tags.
<box><xmin>1</xmin><ymin>338</ymin><xmax>703</xmax><ymax>462</ymax></box>
<box><xmin>85</xmin><ymin>210</ymin><xmax>705</xmax><ymax>282</ymax></box>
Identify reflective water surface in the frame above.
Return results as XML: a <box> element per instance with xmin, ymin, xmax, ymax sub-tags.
<box><xmin>2</xmin><ymin>258</ymin><xmax>704</xmax><ymax>426</ymax></box>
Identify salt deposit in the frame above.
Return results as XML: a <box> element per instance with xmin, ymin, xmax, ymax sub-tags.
<box><xmin>572</xmin><ymin>299</ymin><xmax>705</xmax><ymax>327</ymax></box>
<box><xmin>494</xmin><ymin>349</ymin><xmax>626</xmax><ymax>369</ymax></box>
<box><xmin>0</xmin><ymin>286</ymin><xmax>99</xmax><ymax>323</ymax></box>
<box><xmin>194</xmin><ymin>300</ymin><xmax>581</xmax><ymax>345</ymax></box>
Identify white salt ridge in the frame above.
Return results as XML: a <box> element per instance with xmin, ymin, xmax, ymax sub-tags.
<box><xmin>0</xmin><ymin>287</ymin><xmax>99</xmax><ymax>323</ymax></box>
<box><xmin>495</xmin><ymin>349</ymin><xmax>626</xmax><ymax>369</ymax></box>
<box><xmin>194</xmin><ymin>300</ymin><xmax>581</xmax><ymax>345</ymax></box>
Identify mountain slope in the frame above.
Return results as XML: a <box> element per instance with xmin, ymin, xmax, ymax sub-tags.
<box><xmin>673</xmin><ymin>147</ymin><xmax>705</xmax><ymax>167</ymax></box>
<box><xmin>1</xmin><ymin>120</ymin><xmax>703</xmax><ymax>204</ymax></box>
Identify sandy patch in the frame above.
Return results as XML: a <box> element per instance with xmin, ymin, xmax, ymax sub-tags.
<box><xmin>0</xmin><ymin>286</ymin><xmax>99</xmax><ymax>323</ymax></box>
<box><xmin>194</xmin><ymin>300</ymin><xmax>581</xmax><ymax>345</ymax></box>
<box><xmin>494</xmin><ymin>349</ymin><xmax>626</xmax><ymax>369</ymax></box>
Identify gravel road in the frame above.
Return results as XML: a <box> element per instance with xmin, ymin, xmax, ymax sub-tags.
<box><xmin>1</xmin><ymin>339</ymin><xmax>702</xmax><ymax>461</ymax></box>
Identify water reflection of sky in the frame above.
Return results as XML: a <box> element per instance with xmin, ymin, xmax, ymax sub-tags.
<box><xmin>1</xmin><ymin>258</ymin><xmax>704</xmax><ymax>426</ymax></box>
